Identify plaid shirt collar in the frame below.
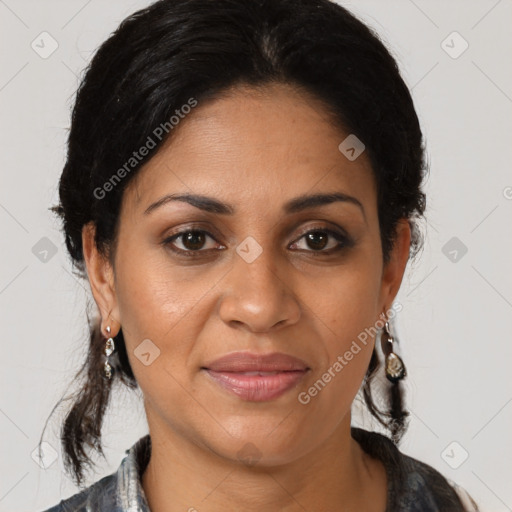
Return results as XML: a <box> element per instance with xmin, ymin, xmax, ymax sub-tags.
<box><xmin>114</xmin><ymin>434</ymin><xmax>152</xmax><ymax>512</ymax></box>
<box><xmin>61</xmin><ymin>429</ymin><xmax>474</xmax><ymax>512</ymax></box>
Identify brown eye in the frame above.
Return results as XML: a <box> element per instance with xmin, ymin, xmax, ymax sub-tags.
<box><xmin>290</xmin><ymin>228</ymin><xmax>351</xmax><ymax>254</ymax></box>
<box><xmin>304</xmin><ymin>231</ymin><xmax>329</xmax><ymax>251</ymax></box>
<box><xmin>163</xmin><ymin>229</ymin><xmax>223</xmax><ymax>256</ymax></box>
<box><xmin>181</xmin><ymin>231</ymin><xmax>206</xmax><ymax>250</ymax></box>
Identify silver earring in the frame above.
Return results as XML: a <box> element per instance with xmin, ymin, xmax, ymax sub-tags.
<box><xmin>103</xmin><ymin>325</ymin><xmax>116</xmax><ymax>380</ymax></box>
<box><xmin>381</xmin><ymin>320</ymin><xmax>406</xmax><ymax>383</ymax></box>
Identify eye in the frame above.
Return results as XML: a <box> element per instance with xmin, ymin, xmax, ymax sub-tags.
<box><xmin>289</xmin><ymin>228</ymin><xmax>350</xmax><ymax>253</ymax></box>
<box><xmin>162</xmin><ymin>226</ymin><xmax>352</xmax><ymax>258</ymax></box>
<box><xmin>163</xmin><ymin>229</ymin><xmax>224</xmax><ymax>256</ymax></box>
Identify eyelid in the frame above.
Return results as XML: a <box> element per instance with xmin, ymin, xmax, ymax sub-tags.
<box><xmin>291</xmin><ymin>222</ymin><xmax>349</xmax><ymax>243</ymax></box>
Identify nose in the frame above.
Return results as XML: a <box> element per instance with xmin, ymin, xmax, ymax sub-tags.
<box><xmin>218</xmin><ymin>243</ymin><xmax>301</xmax><ymax>333</ymax></box>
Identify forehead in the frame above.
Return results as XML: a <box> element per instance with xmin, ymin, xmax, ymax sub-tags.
<box><xmin>124</xmin><ymin>83</ymin><xmax>375</xmax><ymax>215</ymax></box>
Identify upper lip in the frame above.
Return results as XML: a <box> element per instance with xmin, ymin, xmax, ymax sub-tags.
<box><xmin>203</xmin><ymin>351</ymin><xmax>310</xmax><ymax>372</ymax></box>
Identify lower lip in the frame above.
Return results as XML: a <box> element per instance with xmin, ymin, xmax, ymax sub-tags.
<box><xmin>204</xmin><ymin>369</ymin><xmax>308</xmax><ymax>401</ymax></box>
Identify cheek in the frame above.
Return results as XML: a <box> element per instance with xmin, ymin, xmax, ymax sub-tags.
<box><xmin>310</xmin><ymin>255</ymin><xmax>382</xmax><ymax>342</ymax></box>
<box><xmin>310</xmin><ymin>289</ymin><xmax>378</xmax><ymax>391</ymax></box>
<box><xmin>301</xmin><ymin>254</ymin><xmax>381</xmax><ymax>400</ymax></box>
<box><xmin>114</xmin><ymin>239</ymin><xmax>219</xmax><ymax>336</ymax></box>
<box><xmin>112</xmin><ymin>247</ymin><xmax>215</xmax><ymax>387</ymax></box>
<box><xmin>297</xmin><ymin>275</ymin><xmax>379</xmax><ymax>437</ymax></box>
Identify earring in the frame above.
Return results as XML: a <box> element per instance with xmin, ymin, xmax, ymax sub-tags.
<box><xmin>103</xmin><ymin>325</ymin><xmax>116</xmax><ymax>380</ymax></box>
<box><xmin>381</xmin><ymin>320</ymin><xmax>406</xmax><ymax>383</ymax></box>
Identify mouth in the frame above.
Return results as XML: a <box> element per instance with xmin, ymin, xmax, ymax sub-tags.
<box><xmin>201</xmin><ymin>351</ymin><xmax>310</xmax><ymax>402</ymax></box>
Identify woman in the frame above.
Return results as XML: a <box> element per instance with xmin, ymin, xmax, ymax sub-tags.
<box><xmin>40</xmin><ymin>0</ymin><xmax>479</xmax><ymax>510</ymax></box>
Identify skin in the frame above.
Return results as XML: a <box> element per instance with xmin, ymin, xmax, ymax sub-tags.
<box><xmin>82</xmin><ymin>82</ymin><xmax>411</xmax><ymax>512</ymax></box>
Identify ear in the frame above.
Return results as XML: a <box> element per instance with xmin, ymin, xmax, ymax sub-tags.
<box><xmin>82</xmin><ymin>222</ymin><xmax>120</xmax><ymax>333</ymax></box>
<box><xmin>379</xmin><ymin>218</ymin><xmax>411</xmax><ymax>311</ymax></box>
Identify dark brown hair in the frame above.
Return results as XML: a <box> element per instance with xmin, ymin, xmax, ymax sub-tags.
<box><xmin>43</xmin><ymin>0</ymin><xmax>427</xmax><ymax>486</ymax></box>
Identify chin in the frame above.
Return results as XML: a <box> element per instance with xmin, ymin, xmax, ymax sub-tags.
<box><xmin>207</xmin><ymin>418</ymin><xmax>315</xmax><ymax>468</ymax></box>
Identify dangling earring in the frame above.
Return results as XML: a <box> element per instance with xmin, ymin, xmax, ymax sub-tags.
<box><xmin>381</xmin><ymin>319</ymin><xmax>406</xmax><ymax>383</ymax></box>
<box><xmin>103</xmin><ymin>325</ymin><xmax>116</xmax><ymax>380</ymax></box>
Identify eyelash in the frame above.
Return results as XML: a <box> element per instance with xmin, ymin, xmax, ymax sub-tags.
<box><xmin>162</xmin><ymin>226</ymin><xmax>352</xmax><ymax>258</ymax></box>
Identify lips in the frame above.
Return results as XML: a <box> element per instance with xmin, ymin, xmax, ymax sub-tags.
<box><xmin>202</xmin><ymin>352</ymin><xmax>310</xmax><ymax>402</ymax></box>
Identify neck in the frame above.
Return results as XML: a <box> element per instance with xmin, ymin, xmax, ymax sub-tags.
<box><xmin>141</xmin><ymin>414</ymin><xmax>387</xmax><ymax>512</ymax></box>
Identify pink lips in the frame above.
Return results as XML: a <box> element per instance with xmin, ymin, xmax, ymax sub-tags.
<box><xmin>203</xmin><ymin>352</ymin><xmax>310</xmax><ymax>402</ymax></box>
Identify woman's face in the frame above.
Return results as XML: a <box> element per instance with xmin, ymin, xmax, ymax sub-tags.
<box><xmin>85</xmin><ymin>83</ymin><xmax>410</xmax><ymax>465</ymax></box>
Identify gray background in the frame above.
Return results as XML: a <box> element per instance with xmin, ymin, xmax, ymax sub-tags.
<box><xmin>1</xmin><ymin>1</ymin><xmax>511</xmax><ymax>511</ymax></box>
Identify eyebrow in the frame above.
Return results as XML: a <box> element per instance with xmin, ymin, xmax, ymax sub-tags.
<box><xmin>143</xmin><ymin>192</ymin><xmax>366</xmax><ymax>220</ymax></box>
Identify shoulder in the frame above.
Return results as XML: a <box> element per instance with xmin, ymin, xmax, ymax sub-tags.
<box><xmin>39</xmin><ymin>473</ymin><xmax>118</xmax><ymax>512</ymax></box>
<box><xmin>397</xmin><ymin>451</ymin><xmax>479</xmax><ymax>511</ymax></box>
<box><xmin>351</xmin><ymin>427</ymin><xmax>480</xmax><ymax>512</ymax></box>
<box><xmin>39</xmin><ymin>434</ymin><xmax>152</xmax><ymax>512</ymax></box>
